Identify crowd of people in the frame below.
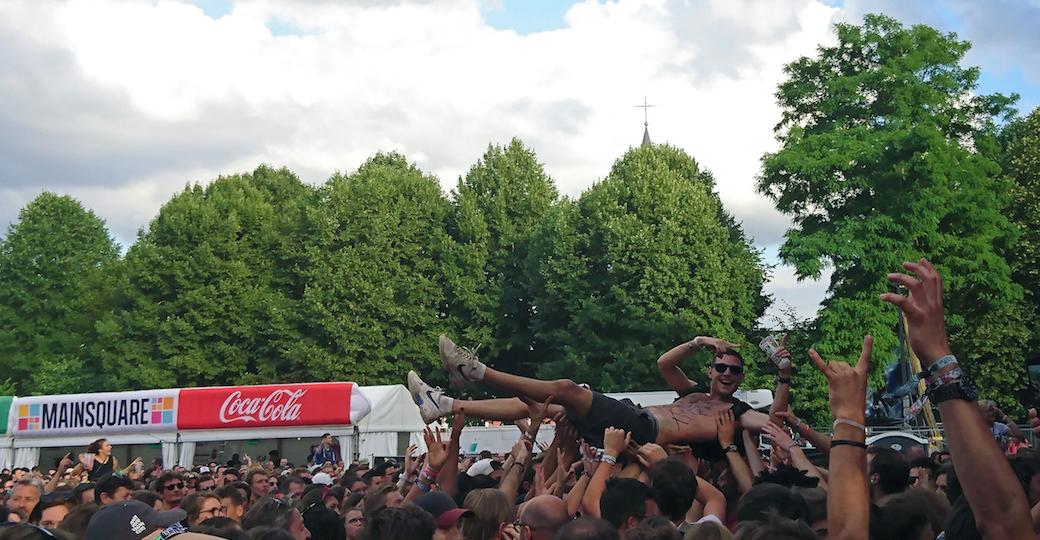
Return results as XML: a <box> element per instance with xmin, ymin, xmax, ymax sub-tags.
<box><xmin>1</xmin><ymin>259</ymin><xmax>1038</xmax><ymax>540</ymax></box>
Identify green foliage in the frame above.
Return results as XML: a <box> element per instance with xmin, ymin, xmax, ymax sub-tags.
<box><xmin>529</xmin><ymin>144</ymin><xmax>769</xmax><ymax>391</ymax></box>
<box><xmin>95</xmin><ymin>166</ymin><xmax>316</xmax><ymax>390</ymax></box>
<box><xmin>1000</xmin><ymin>107</ymin><xmax>1040</xmax><ymax>354</ymax></box>
<box><xmin>759</xmin><ymin>14</ymin><xmax>1027</xmax><ymax>421</ymax></box>
<box><xmin>0</xmin><ymin>193</ymin><xmax>120</xmax><ymax>394</ymax></box>
<box><xmin>447</xmin><ymin>139</ymin><xmax>559</xmax><ymax>376</ymax></box>
<box><xmin>300</xmin><ymin>153</ymin><xmax>454</xmax><ymax>385</ymax></box>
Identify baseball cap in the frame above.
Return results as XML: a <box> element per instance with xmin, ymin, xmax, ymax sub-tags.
<box><xmin>414</xmin><ymin>491</ymin><xmax>473</xmax><ymax>529</ymax></box>
<box><xmin>467</xmin><ymin>458</ymin><xmax>494</xmax><ymax>477</ymax></box>
<box><xmin>86</xmin><ymin>500</ymin><xmax>187</xmax><ymax>540</ymax></box>
<box><xmin>197</xmin><ymin>466</ymin><xmax>211</xmax><ymax>474</ymax></box>
<box><xmin>312</xmin><ymin>472</ymin><xmax>333</xmax><ymax>486</ymax></box>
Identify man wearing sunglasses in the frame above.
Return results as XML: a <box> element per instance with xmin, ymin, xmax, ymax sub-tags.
<box><xmin>412</xmin><ymin>334</ymin><xmax>788</xmax><ymax>449</ymax></box>
<box><xmin>157</xmin><ymin>472</ymin><xmax>187</xmax><ymax>511</ymax></box>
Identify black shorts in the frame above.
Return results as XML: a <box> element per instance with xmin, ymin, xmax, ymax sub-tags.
<box><xmin>567</xmin><ymin>391</ymin><xmax>659</xmax><ymax>448</ymax></box>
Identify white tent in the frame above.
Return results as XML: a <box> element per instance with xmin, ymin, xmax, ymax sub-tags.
<box><xmin>356</xmin><ymin>385</ymin><xmax>426</xmax><ymax>458</ymax></box>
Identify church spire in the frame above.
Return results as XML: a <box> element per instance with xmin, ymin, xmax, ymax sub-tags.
<box><xmin>634</xmin><ymin>96</ymin><xmax>655</xmax><ymax>147</ymax></box>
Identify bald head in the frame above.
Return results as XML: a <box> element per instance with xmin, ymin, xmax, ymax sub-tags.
<box><xmin>521</xmin><ymin>495</ymin><xmax>569</xmax><ymax>540</ymax></box>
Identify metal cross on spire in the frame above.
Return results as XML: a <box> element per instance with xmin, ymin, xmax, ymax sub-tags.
<box><xmin>634</xmin><ymin>96</ymin><xmax>656</xmax><ymax>146</ymax></box>
<box><xmin>633</xmin><ymin>96</ymin><xmax>656</xmax><ymax>127</ymax></box>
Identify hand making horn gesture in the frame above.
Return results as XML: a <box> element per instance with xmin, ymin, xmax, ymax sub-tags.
<box><xmin>809</xmin><ymin>336</ymin><xmax>873</xmax><ymax>423</ymax></box>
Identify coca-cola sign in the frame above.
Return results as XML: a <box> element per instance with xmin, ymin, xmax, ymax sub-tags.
<box><xmin>219</xmin><ymin>389</ymin><xmax>306</xmax><ymax>424</ymax></box>
<box><xmin>179</xmin><ymin>383</ymin><xmax>359</xmax><ymax>430</ymax></box>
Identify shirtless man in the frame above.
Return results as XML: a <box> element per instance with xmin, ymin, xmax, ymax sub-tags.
<box><xmin>409</xmin><ymin>335</ymin><xmax>791</xmax><ymax>449</ymax></box>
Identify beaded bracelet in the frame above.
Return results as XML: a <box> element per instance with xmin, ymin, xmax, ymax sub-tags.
<box><xmin>830</xmin><ymin>439</ymin><xmax>867</xmax><ymax>449</ymax></box>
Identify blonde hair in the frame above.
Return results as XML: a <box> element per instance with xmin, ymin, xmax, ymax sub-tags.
<box><xmin>462</xmin><ymin>489</ymin><xmax>513</xmax><ymax>540</ymax></box>
<box><xmin>684</xmin><ymin>520</ymin><xmax>734</xmax><ymax>540</ymax></box>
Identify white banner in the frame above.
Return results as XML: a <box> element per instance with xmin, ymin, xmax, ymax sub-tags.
<box><xmin>11</xmin><ymin>390</ymin><xmax>179</xmax><ymax>437</ymax></box>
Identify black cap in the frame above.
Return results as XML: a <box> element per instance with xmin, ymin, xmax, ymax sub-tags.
<box><xmin>86</xmin><ymin>500</ymin><xmax>186</xmax><ymax>540</ymax></box>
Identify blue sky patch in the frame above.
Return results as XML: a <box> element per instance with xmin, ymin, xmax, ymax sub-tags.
<box><xmin>192</xmin><ymin>0</ymin><xmax>233</xmax><ymax>19</ymax></box>
<box><xmin>481</xmin><ymin>0</ymin><xmax>578</xmax><ymax>35</ymax></box>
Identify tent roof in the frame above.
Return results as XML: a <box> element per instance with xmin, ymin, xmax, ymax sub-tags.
<box><xmin>356</xmin><ymin>385</ymin><xmax>425</xmax><ymax>433</ymax></box>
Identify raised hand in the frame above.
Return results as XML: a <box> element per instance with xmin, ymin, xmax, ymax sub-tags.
<box><xmin>879</xmin><ymin>258</ymin><xmax>951</xmax><ymax>366</ymax></box>
<box><xmin>603</xmin><ymin>427</ymin><xmax>631</xmax><ymax>457</ymax></box>
<box><xmin>510</xmin><ymin>437</ymin><xmax>533</xmax><ymax>464</ymax></box>
<box><xmin>404</xmin><ymin>444</ymin><xmax>418</xmax><ymax>476</ymax></box>
<box><xmin>423</xmin><ymin>427</ymin><xmax>449</xmax><ymax>471</ymax></box>
<box><xmin>809</xmin><ymin>335</ymin><xmax>873</xmax><ymax>423</ymax></box>
<box><xmin>527</xmin><ymin>395</ymin><xmax>555</xmax><ymax>427</ymax></box>
<box><xmin>637</xmin><ymin>443</ymin><xmax>668</xmax><ymax>468</ymax></box>
<box><xmin>451</xmin><ymin>412</ymin><xmax>466</xmax><ymax>443</ymax></box>
<box><xmin>775</xmin><ymin>409</ymin><xmax>802</xmax><ymax>429</ymax></box>
<box><xmin>694</xmin><ymin>336</ymin><xmax>740</xmax><ymax>353</ymax></box>
<box><xmin>761</xmin><ymin>422</ymin><xmax>796</xmax><ymax>450</ymax></box>
<box><xmin>716</xmin><ymin>410</ymin><xmax>737</xmax><ymax>448</ymax></box>
<box><xmin>775</xmin><ymin>334</ymin><xmax>793</xmax><ymax>376</ymax></box>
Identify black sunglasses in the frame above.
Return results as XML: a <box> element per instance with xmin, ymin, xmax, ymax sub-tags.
<box><xmin>712</xmin><ymin>363</ymin><xmax>744</xmax><ymax>375</ymax></box>
<box><xmin>164</xmin><ymin>482</ymin><xmax>185</xmax><ymax>491</ymax></box>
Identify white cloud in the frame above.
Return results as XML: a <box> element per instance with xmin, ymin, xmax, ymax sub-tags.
<box><xmin>0</xmin><ymin>0</ymin><xmax>850</xmax><ymax>319</ymax></box>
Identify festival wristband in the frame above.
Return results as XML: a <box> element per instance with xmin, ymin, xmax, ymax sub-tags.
<box><xmin>832</xmin><ymin>418</ymin><xmax>866</xmax><ymax>432</ymax></box>
<box><xmin>927</xmin><ymin>355</ymin><xmax>959</xmax><ymax>375</ymax></box>
<box><xmin>601</xmin><ymin>454</ymin><xmax>618</xmax><ymax>465</ymax></box>
<box><xmin>414</xmin><ymin>479</ymin><xmax>431</xmax><ymax>493</ymax></box>
<box><xmin>927</xmin><ymin>368</ymin><xmax>963</xmax><ymax>391</ymax></box>
<box><xmin>830</xmin><ymin>439</ymin><xmax>867</xmax><ymax>449</ymax></box>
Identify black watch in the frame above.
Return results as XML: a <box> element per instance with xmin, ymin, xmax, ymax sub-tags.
<box><xmin>724</xmin><ymin>444</ymin><xmax>739</xmax><ymax>454</ymax></box>
<box><xmin>930</xmin><ymin>375</ymin><xmax>979</xmax><ymax>403</ymax></box>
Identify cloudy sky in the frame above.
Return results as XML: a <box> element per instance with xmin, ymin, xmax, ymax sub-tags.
<box><xmin>2</xmin><ymin>0</ymin><xmax>1038</xmax><ymax>323</ymax></box>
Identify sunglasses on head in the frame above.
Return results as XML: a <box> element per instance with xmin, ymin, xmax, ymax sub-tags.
<box><xmin>712</xmin><ymin>363</ymin><xmax>744</xmax><ymax>375</ymax></box>
<box><xmin>164</xmin><ymin>482</ymin><xmax>185</xmax><ymax>491</ymax></box>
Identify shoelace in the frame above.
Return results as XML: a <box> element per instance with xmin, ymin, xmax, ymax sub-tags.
<box><xmin>452</xmin><ymin>342</ymin><xmax>482</xmax><ymax>364</ymax></box>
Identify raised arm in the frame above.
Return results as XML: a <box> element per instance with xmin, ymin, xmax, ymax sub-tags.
<box><xmin>742</xmin><ymin>430</ymin><xmax>766</xmax><ymax>479</ymax></box>
<box><xmin>768</xmin><ymin>337</ymin><xmax>793</xmax><ymax>426</ymax></box>
<box><xmin>695</xmin><ymin>477</ymin><xmax>727</xmax><ymax>520</ymax></box>
<box><xmin>717</xmin><ymin>411</ymin><xmax>753</xmax><ymax>494</ymax></box>
<box><xmin>437</xmin><ymin>413</ymin><xmax>466</xmax><ymax>498</ymax></box>
<box><xmin>809</xmin><ymin>337</ymin><xmax>873</xmax><ymax>540</ymax></box>
<box><xmin>45</xmin><ymin>453</ymin><xmax>74</xmax><ymax>493</ymax></box>
<box><xmin>776</xmin><ymin>409</ymin><xmax>831</xmax><ymax>453</ymax></box>
<box><xmin>581</xmin><ymin>427</ymin><xmax>629</xmax><ymax>518</ymax></box>
<box><xmin>882</xmin><ymin>259</ymin><xmax>1034</xmax><ymax>540</ymax></box>
<box><xmin>657</xmin><ymin>337</ymin><xmax>739</xmax><ymax>394</ymax></box>
<box><xmin>761</xmin><ymin>422</ymin><xmax>826</xmax><ymax>489</ymax></box>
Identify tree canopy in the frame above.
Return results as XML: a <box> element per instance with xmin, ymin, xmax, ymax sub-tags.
<box><xmin>758</xmin><ymin>14</ymin><xmax>1027</xmax><ymax>419</ymax></box>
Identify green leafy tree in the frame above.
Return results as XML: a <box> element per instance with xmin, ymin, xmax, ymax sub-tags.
<box><xmin>447</xmin><ymin>139</ymin><xmax>559</xmax><ymax>376</ymax></box>
<box><xmin>95</xmin><ymin>166</ymin><xmax>316</xmax><ymax>389</ymax></box>
<box><xmin>300</xmin><ymin>153</ymin><xmax>454</xmax><ymax>385</ymax></box>
<box><xmin>758</xmin><ymin>14</ymin><xmax>1027</xmax><ymax>421</ymax></box>
<box><xmin>1000</xmin><ymin>107</ymin><xmax>1040</xmax><ymax>354</ymax></box>
<box><xmin>529</xmin><ymin>144</ymin><xmax>769</xmax><ymax>391</ymax></box>
<box><xmin>0</xmin><ymin>193</ymin><xmax>120</xmax><ymax>394</ymax></box>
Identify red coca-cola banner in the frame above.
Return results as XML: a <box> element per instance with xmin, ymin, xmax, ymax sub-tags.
<box><xmin>178</xmin><ymin>382</ymin><xmax>357</xmax><ymax>429</ymax></box>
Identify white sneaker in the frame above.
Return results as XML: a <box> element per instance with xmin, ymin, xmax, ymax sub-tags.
<box><xmin>408</xmin><ymin>370</ymin><xmax>453</xmax><ymax>424</ymax></box>
<box><xmin>439</xmin><ymin>335</ymin><xmax>486</xmax><ymax>388</ymax></box>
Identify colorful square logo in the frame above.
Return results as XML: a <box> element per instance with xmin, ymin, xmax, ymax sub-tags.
<box><xmin>149</xmin><ymin>397</ymin><xmax>175</xmax><ymax>425</ymax></box>
<box><xmin>17</xmin><ymin>404</ymin><xmax>42</xmax><ymax>431</ymax></box>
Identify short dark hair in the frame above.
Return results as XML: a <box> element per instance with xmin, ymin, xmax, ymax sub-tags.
<box><xmin>302</xmin><ymin>503</ymin><xmax>346</xmax><ymax>540</ymax></box>
<box><xmin>868</xmin><ymin>447</ymin><xmax>910</xmax><ymax>495</ymax></box>
<box><xmin>909</xmin><ymin>457</ymin><xmax>938</xmax><ymax>474</ymax></box>
<box><xmin>715</xmin><ymin>348</ymin><xmax>745</xmax><ymax>365</ymax></box>
<box><xmin>358</xmin><ymin>504</ymin><xmax>435</xmax><ymax>540</ymax></box>
<box><xmin>600</xmin><ymin>477</ymin><xmax>650</xmax><ymax>529</ymax></box>
<box><xmin>736</xmin><ymin>484</ymin><xmax>809</xmax><ymax>523</ymax></box>
<box><xmin>555</xmin><ymin>517</ymin><xmax>619</xmax><ymax>540</ymax></box>
<box><xmin>156</xmin><ymin>471</ymin><xmax>186</xmax><ymax>491</ymax></box>
<box><xmin>131</xmin><ymin>489</ymin><xmax>160</xmax><ymax>508</ymax></box>
<box><xmin>215</xmin><ymin>484</ymin><xmax>247</xmax><ymax>507</ymax></box>
<box><xmin>94</xmin><ymin>473</ymin><xmax>134</xmax><ymax>505</ymax></box>
<box><xmin>734</xmin><ymin>515</ymin><xmax>816</xmax><ymax>540</ymax></box>
<box><xmin>243</xmin><ymin>497</ymin><xmax>294</xmax><ymax>531</ymax></box>
<box><xmin>223</xmin><ymin>468</ymin><xmax>241</xmax><ymax>479</ymax></box>
<box><xmin>651</xmin><ymin>458</ymin><xmax>698</xmax><ymax>521</ymax></box>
